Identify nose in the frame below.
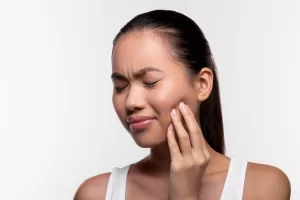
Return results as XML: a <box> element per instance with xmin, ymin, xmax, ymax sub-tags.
<box><xmin>125</xmin><ymin>86</ymin><xmax>145</xmax><ymax>112</ymax></box>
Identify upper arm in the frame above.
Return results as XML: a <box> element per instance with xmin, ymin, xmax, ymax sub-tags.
<box><xmin>73</xmin><ymin>173</ymin><xmax>111</xmax><ymax>200</ymax></box>
<box><xmin>244</xmin><ymin>163</ymin><xmax>291</xmax><ymax>200</ymax></box>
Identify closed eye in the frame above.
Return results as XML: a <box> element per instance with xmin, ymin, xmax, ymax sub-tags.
<box><xmin>144</xmin><ymin>80</ymin><xmax>159</xmax><ymax>88</ymax></box>
<box><xmin>114</xmin><ymin>85</ymin><xmax>127</xmax><ymax>93</ymax></box>
<box><xmin>114</xmin><ymin>80</ymin><xmax>160</xmax><ymax>93</ymax></box>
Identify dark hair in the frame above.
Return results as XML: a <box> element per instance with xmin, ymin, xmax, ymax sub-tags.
<box><xmin>112</xmin><ymin>10</ymin><xmax>225</xmax><ymax>154</ymax></box>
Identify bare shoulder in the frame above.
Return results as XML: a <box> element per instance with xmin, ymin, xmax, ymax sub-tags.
<box><xmin>243</xmin><ymin>162</ymin><xmax>291</xmax><ymax>200</ymax></box>
<box><xmin>73</xmin><ymin>172</ymin><xmax>111</xmax><ymax>200</ymax></box>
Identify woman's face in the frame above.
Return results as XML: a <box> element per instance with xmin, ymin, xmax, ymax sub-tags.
<box><xmin>111</xmin><ymin>31</ymin><xmax>200</xmax><ymax>148</ymax></box>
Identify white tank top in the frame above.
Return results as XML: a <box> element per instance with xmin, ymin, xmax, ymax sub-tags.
<box><xmin>105</xmin><ymin>157</ymin><xmax>248</xmax><ymax>200</ymax></box>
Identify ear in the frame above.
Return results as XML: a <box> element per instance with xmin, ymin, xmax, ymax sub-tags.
<box><xmin>193</xmin><ymin>67</ymin><xmax>214</xmax><ymax>102</ymax></box>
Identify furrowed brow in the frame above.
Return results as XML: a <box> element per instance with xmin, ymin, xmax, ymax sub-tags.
<box><xmin>111</xmin><ymin>66</ymin><xmax>162</xmax><ymax>80</ymax></box>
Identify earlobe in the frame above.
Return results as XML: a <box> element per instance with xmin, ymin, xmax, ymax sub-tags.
<box><xmin>194</xmin><ymin>68</ymin><xmax>213</xmax><ymax>102</ymax></box>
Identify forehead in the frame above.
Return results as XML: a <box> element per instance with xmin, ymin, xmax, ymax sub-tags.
<box><xmin>111</xmin><ymin>31</ymin><xmax>175</xmax><ymax>71</ymax></box>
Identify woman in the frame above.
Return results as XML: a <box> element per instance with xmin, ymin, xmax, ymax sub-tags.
<box><xmin>74</xmin><ymin>10</ymin><xmax>291</xmax><ymax>200</ymax></box>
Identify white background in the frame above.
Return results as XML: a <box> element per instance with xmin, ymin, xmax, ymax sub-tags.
<box><xmin>0</xmin><ymin>0</ymin><xmax>299</xmax><ymax>199</ymax></box>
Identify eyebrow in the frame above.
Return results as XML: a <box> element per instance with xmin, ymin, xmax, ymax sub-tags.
<box><xmin>111</xmin><ymin>66</ymin><xmax>163</xmax><ymax>80</ymax></box>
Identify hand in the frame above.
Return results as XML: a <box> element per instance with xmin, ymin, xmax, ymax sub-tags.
<box><xmin>167</xmin><ymin>102</ymin><xmax>211</xmax><ymax>200</ymax></box>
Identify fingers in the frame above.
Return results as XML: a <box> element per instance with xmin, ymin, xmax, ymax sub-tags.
<box><xmin>167</xmin><ymin>124</ymin><xmax>181</xmax><ymax>161</ymax></box>
<box><xmin>167</xmin><ymin>102</ymin><xmax>211</xmax><ymax>164</ymax></box>
<box><xmin>170</xmin><ymin>108</ymin><xmax>193</xmax><ymax>157</ymax></box>
<box><xmin>177</xmin><ymin>102</ymin><xmax>203</xmax><ymax>151</ymax></box>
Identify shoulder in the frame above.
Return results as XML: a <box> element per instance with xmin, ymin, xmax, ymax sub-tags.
<box><xmin>243</xmin><ymin>162</ymin><xmax>291</xmax><ymax>200</ymax></box>
<box><xmin>73</xmin><ymin>172</ymin><xmax>111</xmax><ymax>200</ymax></box>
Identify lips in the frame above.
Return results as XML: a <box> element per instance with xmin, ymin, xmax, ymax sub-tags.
<box><xmin>127</xmin><ymin>116</ymin><xmax>154</xmax><ymax>123</ymax></box>
<box><xmin>127</xmin><ymin>116</ymin><xmax>154</xmax><ymax>131</ymax></box>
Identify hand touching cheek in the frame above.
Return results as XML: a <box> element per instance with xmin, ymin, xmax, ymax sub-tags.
<box><xmin>167</xmin><ymin>102</ymin><xmax>210</xmax><ymax>200</ymax></box>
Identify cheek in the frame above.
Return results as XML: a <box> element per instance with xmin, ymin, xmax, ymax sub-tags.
<box><xmin>112</xmin><ymin>95</ymin><xmax>125</xmax><ymax>119</ymax></box>
<box><xmin>113</xmin><ymin>95</ymin><xmax>132</xmax><ymax>131</ymax></box>
<box><xmin>147</xmin><ymin>81</ymin><xmax>194</xmax><ymax>122</ymax></box>
<box><xmin>148</xmin><ymin>89</ymin><xmax>199</xmax><ymax>139</ymax></box>
<box><xmin>151</xmin><ymin>89</ymin><xmax>182</xmax><ymax>112</ymax></box>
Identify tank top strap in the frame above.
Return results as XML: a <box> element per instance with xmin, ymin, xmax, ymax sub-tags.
<box><xmin>105</xmin><ymin>158</ymin><xmax>247</xmax><ymax>200</ymax></box>
<box><xmin>220</xmin><ymin>157</ymin><xmax>248</xmax><ymax>200</ymax></box>
<box><xmin>105</xmin><ymin>165</ymin><xmax>130</xmax><ymax>200</ymax></box>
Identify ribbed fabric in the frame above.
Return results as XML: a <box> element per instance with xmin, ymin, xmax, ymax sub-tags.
<box><xmin>105</xmin><ymin>158</ymin><xmax>248</xmax><ymax>200</ymax></box>
<box><xmin>220</xmin><ymin>158</ymin><xmax>248</xmax><ymax>200</ymax></box>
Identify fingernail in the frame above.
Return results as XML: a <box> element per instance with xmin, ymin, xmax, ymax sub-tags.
<box><xmin>179</xmin><ymin>102</ymin><xmax>185</xmax><ymax>109</ymax></box>
<box><xmin>171</xmin><ymin>108</ymin><xmax>176</xmax><ymax>116</ymax></box>
<box><xmin>168</xmin><ymin>124</ymin><xmax>174</xmax><ymax>131</ymax></box>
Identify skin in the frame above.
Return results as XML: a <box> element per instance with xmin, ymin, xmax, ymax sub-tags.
<box><xmin>74</xmin><ymin>30</ymin><xmax>291</xmax><ymax>200</ymax></box>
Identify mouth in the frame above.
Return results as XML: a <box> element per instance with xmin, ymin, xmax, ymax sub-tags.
<box><xmin>126</xmin><ymin>116</ymin><xmax>154</xmax><ymax>131</ymax></box>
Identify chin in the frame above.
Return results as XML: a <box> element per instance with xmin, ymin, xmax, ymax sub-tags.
<box><xmin>131</xmin><ymin>131</ymin><xmax>167</xmax><ymax>148</ymax></box>
<box><xmin>123</xmin><ymin>120</ymin><xmax>169</xmax><ymax>148</ymax></box>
